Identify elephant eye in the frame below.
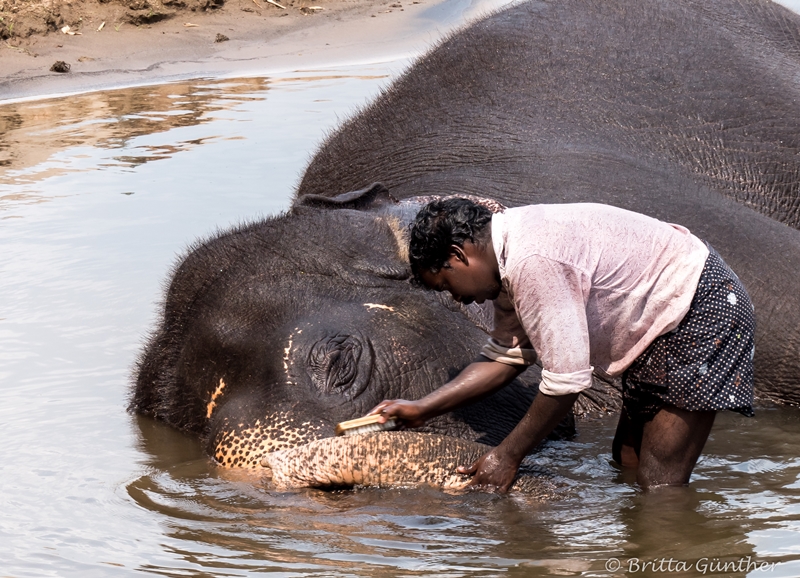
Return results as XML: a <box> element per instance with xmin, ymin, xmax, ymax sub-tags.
<box><xmin>307</xmin><ymin>333</ymin><xmax>370</xmax><ymax>398</ymax></box>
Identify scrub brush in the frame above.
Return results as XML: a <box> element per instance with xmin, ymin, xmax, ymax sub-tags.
<box><xmin>334</xmin><ymin>414</ymin><xmax>402</xmax><ymax>436</ymax></box>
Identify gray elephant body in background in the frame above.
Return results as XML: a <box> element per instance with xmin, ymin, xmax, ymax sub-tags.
<box><xmin>299</xmin><ymin>0</ymin><xmax>800</xmax><ymax>404</ymax></box>
<box><xmin>132</xmin><ymin>0</ymin><xmax>800</xmax><ymax>489</ymax></box>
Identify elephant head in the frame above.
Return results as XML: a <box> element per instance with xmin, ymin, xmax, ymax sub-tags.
<box><xmin>131</xmin><ymin>184</ymin><xmax>610</xmax><ymax>490</ymax></box>
<box><xmin>132</xmin><ymin>0</ymin><xmax>800</xmax><ymax>490</ymax></box>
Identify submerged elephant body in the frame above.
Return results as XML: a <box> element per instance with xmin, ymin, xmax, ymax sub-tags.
<box><xmin>132</xmin><ymin>0</ymin><xmax>800</xmax><ymax>490</ymax></box>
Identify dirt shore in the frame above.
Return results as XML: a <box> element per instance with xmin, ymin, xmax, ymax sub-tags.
<box><xmin>1</xmin><ymin>0</ymin><xmax>490</xmax><ymax>101</ymax></box>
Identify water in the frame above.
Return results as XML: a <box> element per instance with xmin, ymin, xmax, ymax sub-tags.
<box><xmin>3</xmin><ymin>17</ymin><xmax>800</xmax><ymax>578</ymax></box>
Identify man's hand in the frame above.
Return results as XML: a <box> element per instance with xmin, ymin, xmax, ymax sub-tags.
<box><xmin>458</xmin><ymin>391</ymin><xmax>580</xmax><ymax>493</ymax></box>
<box><xmin>457</xmin><ymin>448</ymin><xmax>522</xmax><ymax>493</ymax></box>
<box><xmin>368</xmin><ymin>399</ymin><xmax>429</xmax><ymax>428</ymax></box>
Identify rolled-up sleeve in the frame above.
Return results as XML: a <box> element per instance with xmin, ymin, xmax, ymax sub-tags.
<box><xmin>539</xmin><ymin>368</ymin><xmax>593</xmax><ymax>395</ymax></box>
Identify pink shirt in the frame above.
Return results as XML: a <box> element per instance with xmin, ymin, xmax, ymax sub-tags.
<box><xmin>481</xmin><ymin>204</ymin><xmax>709</xmax><ymax>396</ymax></box>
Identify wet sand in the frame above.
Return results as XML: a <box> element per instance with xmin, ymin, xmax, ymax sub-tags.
<box><xmin>1</xmin><ymin>0</ymin><xmax>508</xmax><ymax>102</ymax></box>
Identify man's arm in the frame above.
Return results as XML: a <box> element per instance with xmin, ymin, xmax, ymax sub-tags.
<box><xmin>368</xmin><ymin>357</ymin><xmax>526</xmax><ymax>427</ymax></box>
<box><xmin>458</xmin><ymin>391</ymin><xmax>578</xmax><ymax>491</ymax></box>
<box><xmin>454</xmin><ymin>255</ymin><xmax>589</xmax><ymax>491</ymax></box>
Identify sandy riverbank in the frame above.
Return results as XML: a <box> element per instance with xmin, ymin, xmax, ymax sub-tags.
<box><xmin>1</xmin><ymin>0</ymin><xmax>511</xmax><ymax>102</ymax></box>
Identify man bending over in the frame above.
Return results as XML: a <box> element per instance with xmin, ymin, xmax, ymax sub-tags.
<box><xmin>370</xmin><ymin>198</ymin><xmax>755</xmax><ymax>491</ymax></box>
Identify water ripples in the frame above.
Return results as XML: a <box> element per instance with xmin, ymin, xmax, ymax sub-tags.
<box><xmin>2</xmin><ymin>62</ymin><xmax>799</xmax><ymax>576</ymax></box>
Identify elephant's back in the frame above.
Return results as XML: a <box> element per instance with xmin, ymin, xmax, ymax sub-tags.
<box><xmin>296</xmin><ymin>0</ymin><xmax>800</xmax><ymax>229</ymax></box>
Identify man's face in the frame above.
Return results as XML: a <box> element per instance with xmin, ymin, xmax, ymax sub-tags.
<box><xmin>420</xmin><ymin>242</ymin><xmax>501</xmax><ymax>305</ymax></box>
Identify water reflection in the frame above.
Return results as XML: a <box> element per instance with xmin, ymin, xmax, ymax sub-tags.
<box><xmin>124</xmin><ymin>408</ymin><xmax>800</xmax><ymax>576</ymax></box>
<box><xmin>0</xmin><ymin>73</ymin><xmax>387</xmax><ymax>212</ymax></box>
<box><xmin>2</xmin><ymin>60</ymin><xmax>799</xmax><ymax>577</ymax></box>
<box><xmin>127</xmin><ymin>417</ymin><xmax>537</xmax><ymax>575</ymax></box>
<box><xmin>0</xmin><ymin>67</ymin><xmax>402</xmax><ymax>576</ymax></box>
<box><xmin>0</xmin><ymin>79</ymin><xmax>264</xmax><ymax>187</ymax></box>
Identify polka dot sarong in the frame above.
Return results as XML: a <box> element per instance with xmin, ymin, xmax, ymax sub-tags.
<box><xmin>622</xmin><ymin>242</ymin><xmax>755</xmax><ymax>422</ymax></box>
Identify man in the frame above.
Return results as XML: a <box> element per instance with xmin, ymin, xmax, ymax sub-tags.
<box><xmin>369</xmin><ymin>198</ymin><xmax>755</xmax><ymax>491</ymax></box>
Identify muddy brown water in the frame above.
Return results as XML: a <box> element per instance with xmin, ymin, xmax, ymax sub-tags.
<box><xmin>3</xmin><ymin>35</ymin><xmax>800</xmax><ymax>578</ymax></box>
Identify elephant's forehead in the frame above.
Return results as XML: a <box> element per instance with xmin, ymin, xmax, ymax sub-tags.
<box><xmin>213</xmin><ymin>413</ymin><xmax>326</xmax><ymax>469</ymax></box>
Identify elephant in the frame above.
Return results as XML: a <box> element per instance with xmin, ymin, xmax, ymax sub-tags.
<box><xmin>131</xmin><ymin>0</ymin><xmax>800</xmax><ymax>491</ymax></box>
<box><xmin>261</xmin><ymin>431</ymin><xmax>564</xmax><ymax>496</ymax></box>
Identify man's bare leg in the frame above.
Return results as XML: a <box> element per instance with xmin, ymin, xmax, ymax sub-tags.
<box><xmin>637</xmin><ymin>406</ymin><xmax>716</xmax><ymax>489</ymax></box>
<box><xmin>612</xmin><ymin>409</ymin><xmax>642</xmax><ymax>469</ymax></box>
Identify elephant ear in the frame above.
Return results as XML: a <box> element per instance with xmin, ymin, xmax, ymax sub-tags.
<box><xmin>294</xmin><ymin>182</ymin><xmax>397</xmax><ymax>211</ymax></box>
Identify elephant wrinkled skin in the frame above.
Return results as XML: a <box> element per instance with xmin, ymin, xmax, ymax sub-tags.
<box><xmin>262</xmin><ymin>431</ymin><xmax>563</xmax><ymax>496</ymax></box>
<box><xmin>131</xmin><ymin>0</ymin><xmax>800</xmax><ymax>491</ymax></box>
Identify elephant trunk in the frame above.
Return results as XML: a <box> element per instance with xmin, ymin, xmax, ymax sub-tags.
<box><xmin>260</xmin><ymin>431</ymin><xmax>564</xmax><ymax>497</ymax></box>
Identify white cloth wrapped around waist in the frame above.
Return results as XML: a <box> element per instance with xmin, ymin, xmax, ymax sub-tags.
<box><xmin>480</xmin><ymin>338</ymin><xmax>593</xmax><ymax>396</ymax></box>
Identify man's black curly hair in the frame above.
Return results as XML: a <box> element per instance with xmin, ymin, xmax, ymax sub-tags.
<box><xmin>408</xmin><ymin>198</ymin><xmax>493</xmax><ymax>286</ymax></box>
